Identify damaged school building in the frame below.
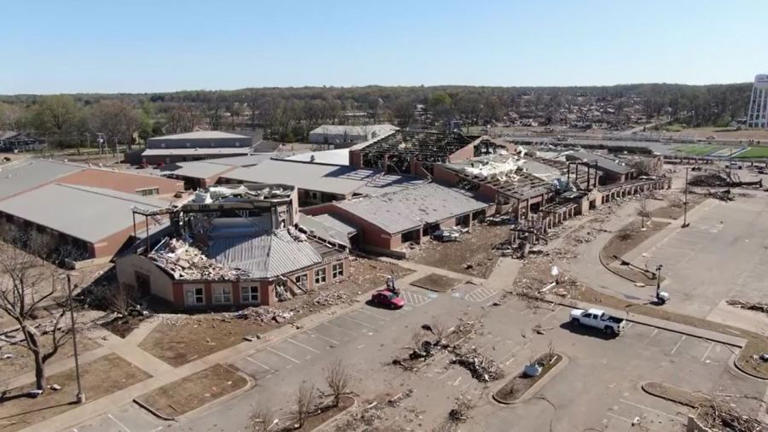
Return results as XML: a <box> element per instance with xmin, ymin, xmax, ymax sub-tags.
<box><xmin>0</xmin><ymin>159</ymin><xmax>183</xmax><ymax>262</ymax></box>
<box><xmin>116</xmin><ymin>184</ymin><xmax>350</xmax><ymax>309</ymax></box>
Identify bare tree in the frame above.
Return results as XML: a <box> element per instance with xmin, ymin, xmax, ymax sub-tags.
<box><xmin>249</xmin><ymin>403</ymin><xmax>276</xmax><ymax>432</ymax></box>
<box><xmin>0</xmin><ymin>239</ymin><xmax>73</xmax><ymax>392</ymax></box>
<box><xmin>638</xmin><ymin>194</ymin><xmax>651</xmax><ymax>230</ymax></box>
<box><xmin>295</xmin><ymin>381</ymin><xmax>317</xmax><ymax>429</ymax></box>
<box><xmin>325</xmin><ymin>359</ymin><xmax>351</xmax><ymax>407</ymax></box>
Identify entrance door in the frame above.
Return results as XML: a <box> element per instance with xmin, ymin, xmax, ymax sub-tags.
<box><xmin>135</xmin><ymin>271</ymin><xmax>151</xmax><ymax>297</ymax></box>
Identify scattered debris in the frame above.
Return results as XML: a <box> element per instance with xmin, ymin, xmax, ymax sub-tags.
<box><xmin>450</xmin><ymin>346</ymin><xmax>505</xmax><ymax>382</ymax></box>
<box><xmin>448</xmin><ymin>396</ymin><xmax>474</xmax><ymax>424</ymax></box>
<box><xmin>149</xmin><ymin>238</ymin><xmax>250</xmax><ymax>280</ymax></box>
<box><xmin>48</xmin><ymin>384</ymin><xmax>61</xmax><ymax>391</ymax></box>
<box><xmin>726</xmin><ymin>299</ymin><xmax>768</xmax><ymax>314</ymax></box>
<box><xmin>230</xmin><ymin>307</ymin><xmax>295</xmax><ymax>324</ymax></box>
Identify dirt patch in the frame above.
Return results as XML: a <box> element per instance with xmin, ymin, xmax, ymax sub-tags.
<box><xmin>139</xmin><ymin>258</ymin><xmax>412</xmax><ymax>367</ymax></box>
<box><xmin>494</xmin><ymin>353</ymin><xmax>562</xmax><ymax>403</ymax></box>
<box><xmin>410</xmin><ymin>273</ymin><xmax>463</xmax><ymax>293</ymax></box>
<box><xmin>0</xmin><ymin>353</ymin><xmax>150</xmax><ymax>432</ymax></box>
<box><xmin>100</xmin><ymin>315</ymin><xmax>146</xmax><ymax>338</ymax></box>
<box><xmin>287</xmin><ymin>395</ymin><xmax>355</xmax><ymax>431</ymax></box>
<box><xmin>652</xmin><ymin>194</ymin><xmax>705</xmax><ymax>220</ymax></box>
<box><xmin>136</xmin><ymin>364</ymin><xmax>246</xmax><ymax>418</ymax></box>
<box><xmin>409</xmin><ymin>224</ymin><xmax>509</xmax><ymax>278</ymax></box>
<box><xmin>600</xmin><ymin>219</ymin><xmax>670</xmax><ymax>265</ymax></box>
<box><xmin>0</xmin><ymin>335</ymin><xmax>101</xmax><ymax>383</ymax></box>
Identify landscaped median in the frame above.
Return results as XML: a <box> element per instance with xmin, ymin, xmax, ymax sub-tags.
<box><xmin>0</xmin><ymin>354</ymin><xmax>150</xmax><ymax>432</ymax></box>
<box><xmin>493</xmin><ymin>351</ymin><xmax>567</xmax><ymax>404</ymax></box>
<box><xmin>134</xmin><ymin>364</ymin><xmax>249</xmax><ymax>420</ymax></box>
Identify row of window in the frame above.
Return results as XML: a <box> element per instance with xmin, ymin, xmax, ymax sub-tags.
<box><xmin>183</xmin><ymin>263</ymin><xmax>345</xmax><ymax>306</ymax></box>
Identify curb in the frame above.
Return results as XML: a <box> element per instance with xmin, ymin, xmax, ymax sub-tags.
<box><xmin>732</xmin><ymin>354</ymin><xmax>768</xmax><ymax>381</ymax></box>
<box><xmin>133</xmin><ymin>397</ymin><xmax>176</xmax><ymax>421</ymax></box>
<box><xmin>540</xmin><ymin>295</ymin><xmax>747</xmax><ymax>348</ymax></box>
<box><xmin>491</xmin><ymin>353</ymin><xmax>569</xmax><ymax>405</ymax></box>
<box><xmin>313</xmin><ymin>396</ymin><xmax>357</xmax><ymax>432</ymax></box>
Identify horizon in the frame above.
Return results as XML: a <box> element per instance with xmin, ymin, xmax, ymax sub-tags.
<box><xmin>3</xmin><ymin>0</ymin><xmax>768</xmax><ymax>94</ymax></box>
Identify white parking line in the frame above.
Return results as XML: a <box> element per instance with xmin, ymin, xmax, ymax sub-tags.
<box><xmin>245</xmin><ymin>356</ymin><xmax>273</xmax><ymax>371</ymax></box>
<box><xmin>321</xmin><ymin>321</ymin><xmax>358</xmax><ymax>335</ymax></box>
<box><xmin>341</xmin><ymin>315</ymin><xmax>377</xmax><ymax>329</ymax></box>
<box><xmin>541</xmin><ymin>306</ymin><xmax>562</xmax><ymax>322</ymax></box>
<box><xmin>452</xmin><ymin>376</ymin><xmax>462</xmax><ymax>386</ymax></box>
<box><xmin>287</xmin><ymin>338</ymin><xmax>321</xmax><ymax>353</ymax></box>
<box><xmin>357</xmin><ymin>308</ymin><xmax>390</xmax><ymax>321</ymax></box>
<box><xmin>267</xmin><ymin>347</ymin><xmax>300</xmax><ymax>364</ymax></box>
<box><xmin>619</xmin><ymin>399</ymin><xmax>684</xmax><ymax>421</ymax></box>
<box><xmin>108</xmin><ymin>414</ymin><xmax>130</xmax><ymax>431</ymax></box>
<box><xmin>307</xmin><ymin>331</ymin><xmax>339</xmax><ymax>345</ymax></box>
<box><xmin>646</xmin><ymin>328</ymin><xmax>659</xmax><ymax>342</ymax></box>
<box><xmin>701</xmin><ymin>342</ymin><xmax>714</xmax><ymax>362</ymax></box>
<box><xmin>606</xmin><ymin>412</ymin><xmax>634</xmax><ymax>423</ymax></box>
<box><xmin>670</xmin><ymin>336</ymin><xmax>686</xmax><ymax>355</ymax></box>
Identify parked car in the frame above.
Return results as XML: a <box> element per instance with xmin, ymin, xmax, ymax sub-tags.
<box><xmin>569</xmin><ymin>308</ymin><xmax>626</xmax><ymax>336</ymax></box>
<box><xmin>431</xmin><ymin>229</ymin><xmax>461</xmax><ymax>242</ymax></box>
<box><xmin>370</xmin><ymin>289</ymin><xmax>405</xmax><ymax>309</ymax></box>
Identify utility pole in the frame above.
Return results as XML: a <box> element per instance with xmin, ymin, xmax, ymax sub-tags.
<box><xmin>66</xmin><ymin>274</ymin><xmax>85</xmax><ymax>403</ymax></box>
<box><xmin>655</xmin><ymin>264</ymin><xmax>663</xmax><ymax>299</ymax></box>
<box><xmin>682</xmin><ymin>167</ymin><xmax>690</xmax><ymax>228</ymax></box>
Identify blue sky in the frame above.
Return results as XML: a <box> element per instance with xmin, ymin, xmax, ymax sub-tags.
<box><xmin>2</xmin><ymin>0</ymin><xmax>767</xmax><ymax>94</ymax></box>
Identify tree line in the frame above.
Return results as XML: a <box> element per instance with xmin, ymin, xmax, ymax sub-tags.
<box><xmin>0</xmin><ymin>82</ymin><xmax>753</xmax><ymax>147</ymax></box>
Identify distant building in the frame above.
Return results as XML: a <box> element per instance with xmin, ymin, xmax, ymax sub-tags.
<box><xmin>747</xmin><ymin>74</ymin><xmax>768</xmax><ymax>129</ymax></box>
<box><xmin>308</xmin><ymin>124</ymin><xmax>398</xmax><ymax>147</ymax></box>
<box><xmin>142</xmin><ymin>131</ymin><xmax>252</xmax><ymax>165</ymax></box>
<box><xmin>0</xmin><ymin>131</ymin><xmax>46</xmax><ymax>152</ymax></box>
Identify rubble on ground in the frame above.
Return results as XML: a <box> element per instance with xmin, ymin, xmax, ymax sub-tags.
<box><xmin>229</xmin><ymin>306</ymin><xmax>295</xmax><ymax>324</ymax></box>
<box><xmin>450</xmin><ymin>347</ymin><xmax>505</xmax><ymax>382</ymax></box>
<box><xmin>697</xmin><ymin>398</ymin><xmax>766</xmax><ymax>432</ymax></box>
<box><xmin>689</xmin><ymin>172</ymin><xmax>732</xmax><ymax>187</ymax></box>
<box><xmin>726</xmin><ymin>299</ymin><xmax>768</xmax><ymax>314</ymax></box>
<box><xmin>312</xmin><ymin>291</ymin><xmax>352</xmax><ymax>306</ymax></box>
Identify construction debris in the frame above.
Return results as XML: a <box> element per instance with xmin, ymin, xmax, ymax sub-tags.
<box><xmin>450</xmin><ymin>347</ymin><xmax>505</xmax><ymax>382</ymax></box>
<box><xmin>312</xmin><ymin>291</ymin><xmax>352</xmax><ymax>306</ymax></box>
<box><xmin>230</xmin><ymin>306</ymin><xmax>295</xmax><ymax>324</ymax></box>
<box><xmin>726</xmin><ymin>299</ymin><xmax>768</xmax><ymax>314</ymax></box>
<box><xmin>149</xmin><ymin>238</ymin><xmax>250</xmax><ymax>280</ymax></box>
<box><xmin>697</xmin><ymin>398</ymin><xmax>766</xmax><ymax>432</ymax></box>
<box><xmin>689</xmin><ymin>172</ymin><xmax>732</xmax><ymax>187</ymax></box>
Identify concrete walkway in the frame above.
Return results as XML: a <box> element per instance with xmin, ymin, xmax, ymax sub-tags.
<box><xmin>380</xmin><ymin>257</ymin><xmax>486</xmax><ymax>284</ymax></box>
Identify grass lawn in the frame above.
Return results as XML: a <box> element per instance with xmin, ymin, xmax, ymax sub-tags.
<box><xmin>672</xmin><ymin>145</ymin><xmax>722</xmax><ymax>156</ymax></box>
<box><xmin>0</xmin><ymin>354</ymin><xmax>150</xmax><ymax>432</ymax></box>
<box><xmin>135</xmin><ymin>364</ymin><xmax>247</xmax><ymax>418</ymax></box>
<box><xmin>735</xmin><ymin>146</ymin><xmax>768</xmax><ymax>158</ymax></box>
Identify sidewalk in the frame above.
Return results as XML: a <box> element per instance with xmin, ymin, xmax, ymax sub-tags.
<box><xmin>21</xmin><ymin>264</ymin><xmax>431</xmax><ymax>432</ymax></box>
<box><xmin>380</xmin><ymin>257</ymin><xmax>485</xmax><ymax>284</ymax></box>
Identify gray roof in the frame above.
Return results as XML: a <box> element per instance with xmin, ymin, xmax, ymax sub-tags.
<box><xmin>567</xmin><ymin>151</ymin><xmax>632</xmax><ymax>174</ymax></box>
<box><xmin>204</xmin><ymin>153</ymin><xmax>277</xmax><ymax>167</ymax></box>
<box><xmin>142</xmin><ymin>148</ymin><xmax>251</xmax><ymax>157</ymax></box>
<box><xmin>208</xmin><ymin>230</ymin><xmax>322</xmax><ymax>278</ymax></box>
<box><xmin>222</xmin><ymin>159</ymin><xmax>425</xmax><ymax>196</ymax></box>
<box><xmin>170</xmin><ymin>161</ymin><xmax>233</xmax><ymax>180</ymax></box>
<box><xmin>309</xmin><ymin>124</ymin><xmax>397</xmax><ymax>136</ymax></box>
<box><xmin>0</xmin><ymin>159</ymin><xmax>83</xmax><ymax>201</ymax></box>
<box><xmin>285</xmin><ymin>149</ymin><xmax>350</xmax><ymax>166</ymax></box>
<box><xmin>336</xmin><ymin>183</ymin><xmax>490</xmax><ymax>234</ymax></box>
<box><xmin>150</xmin><ymin>131</ymin><xmax>251</xmax><ymax>140</ymax></box>
<box><xmin>0</xmin><ymin>183</ymin><xmax>168</xmax><ymax>242</ymax></box>
<box><xmin>299</xmin><ymin>214</ymin><xmax>356</xmax><ymax>248</ymax></box>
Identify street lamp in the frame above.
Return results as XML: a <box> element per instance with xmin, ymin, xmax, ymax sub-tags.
<box><xmin>66</xmin><ymin>274</ymin><xmax>85</xmax><ymax>403</ymax></box>
<box><xmin>655</xmin><ymin>264</ymin><xmax>669</xmax><ymax>305</ymax></box>
<box><xmin>682</xmin><ymin>167</ymin><xmax>690</xmax><ymax>228</ymax></box>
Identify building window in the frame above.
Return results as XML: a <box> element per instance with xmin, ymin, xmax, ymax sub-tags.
<box><xmin>185</xmin><ymin>286</ymin><xmax>204</xmax><ymax>305</ymax></box>
<box><xmin>294</xmin><ymin>274</ymin><xmax>307</xmax><ymax>290</ymax></box>
<box><xmin>213</xmin><ymin>285</ymin><xmax>232</xmax><ymax>304</ymax></box>
<box><xmin>241</xmin><ymin>285</ymin><xmax>259</xmax><ymax>304</ymax></box>
<box><xmin>332</xmin><ymin>262</ymin><xmax>344</xmax><ymax>279</ymax></box>
<box><xmin>309</xmin><ymin>191</ymin><xmax>321</xmax><ymax>202</ymax></box>
<box><xmin>314</xmin><ymin>268</ymin><xmax>327</xmax><ymax>286</ymax></box>
<box><xmin>136</xmin><ymin>187</ymin><xmax>160</xmax><ymax>196</ymax></box>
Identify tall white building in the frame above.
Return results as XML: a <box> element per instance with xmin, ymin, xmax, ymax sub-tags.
<box><xmin>747</xmin><ymin>74</ymin><xmax>768</xmax><ymax>128</ymax></box>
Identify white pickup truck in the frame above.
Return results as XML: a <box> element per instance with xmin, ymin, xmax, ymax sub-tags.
<box><xmin>570</xmin><ymin>308</ymin><xmax>626</xmax><ymax>336</ymax></box>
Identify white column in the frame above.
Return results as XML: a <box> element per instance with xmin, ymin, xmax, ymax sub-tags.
<box><xmin>762</xmin><ymin>89</ymin><xmax>768</xmax><ymax>128</ymax></box>
<box><xmin>758</xmin><ymin>88</ymin><xmax>765</xmax><ymax>128</ymax></box>
<box><xmin>748</xmin><ymin>87</ymin><xmax>756</xmax><ymax>127</ymax></box>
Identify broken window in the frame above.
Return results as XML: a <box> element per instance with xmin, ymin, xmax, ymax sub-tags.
<box><xmin>185</xmin><ymin>286</ymin><xmax>204</xmax><ymax>305</ymax></box>
<box><xmin>241</xmin><ymin>285</ymin><xmax>259</xmax><ymax>304</ymax></box>
<box><xmin>213</xmin><ymin>285</ymin><xmax>232</xmax><ymax>304</ymax></box>
<box><xmin>294</xmin><ymin>273</ymin><xmax>307</xmax><ymax>290</ymax></box>
<box><xmin>332</xmin><ymin>262</ymin><xmax>344</xmax><ymax>279</ymax></box>
<box><xmin>314</xmin><ymin>268</ymin><xmax>327</xmax><ymax>286</ymax></box>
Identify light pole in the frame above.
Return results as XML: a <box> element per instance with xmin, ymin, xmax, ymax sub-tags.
<box><xmin>66</xmin><ymin>274</ymin><xmax>85</xmax><ymax>403</ymax></box>
<box><xmin>682</xmin><ymin>167</ymin><xmax>690</xmax><ymax>228</ymax></box>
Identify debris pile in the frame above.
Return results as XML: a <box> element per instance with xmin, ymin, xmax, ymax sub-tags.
<box><xmin>392</xmin><ymin>319</ymin><xmax>479</xmax><ymax>371</ymax></box>
<box><xmin>689</xmin><ymin>172</ymin><xmax>731</xmax><ymax>187</ymax></box>
<box><xmin>726</xmin><ymin>299</ymin><xmax>768</xmax><ymax>315</ymax></box>
<box><xmin>230</xmin><ymin>306</ymin><xmax>295</xmax><ymax>324</ymax></box>
<box><xmin>450</xmin><ymin>347</ymin><xmax>505</xmax><ymax>382</ymax></box>
<box><xmin>312</xmin><ymin>291</ymin><xmax>352</xmax><ymax>307</ymax></box>
<box><xmin>697</xmin><ymin>399</ymin><xmax>766</xmax><ymax>432</ymax></box>
<box><xmin>150</xmin><ymin>238</ymin><xmax>250</xmax><ymax>280</ymax></box>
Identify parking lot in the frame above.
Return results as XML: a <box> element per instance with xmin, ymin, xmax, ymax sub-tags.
<box><xmin>65</xmin><ymin>277</ymin><xmax>765</xmax><ymax>432</ymax></box>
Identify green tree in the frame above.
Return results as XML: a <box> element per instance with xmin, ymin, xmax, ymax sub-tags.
<box><xmin>30</xmin><ymin>95</ymin><xmax>83</xmax><ymax>147</ymax></box>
